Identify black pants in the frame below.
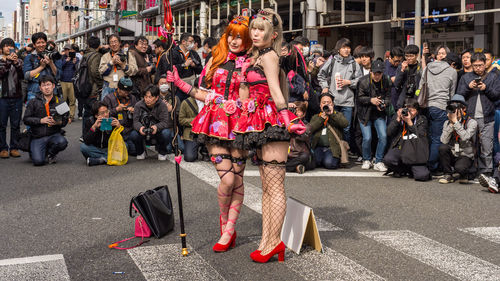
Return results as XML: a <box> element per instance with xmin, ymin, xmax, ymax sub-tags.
<box><xmin>438</xmin><ymin>144</ymin><xmax>473</xmax><ymax>178</ymax></box>
<box><xmin>183</xmin><ymin>140</ymin><xmax>199</xmax><ymax>162</ymax></box>
<box><xmin>286</xmin><ymin>152</ymin><xmax>315</xmax><ymax>172</ymax></box>
<box><xmin>81</xmin><ymin>97</ymin><xmax>97</xmax><ymax>136</ymax></box>
<box><xmin>384</xmin><ymin>147</ymin><xmax>430</xmax><ymax>181</ymax></box>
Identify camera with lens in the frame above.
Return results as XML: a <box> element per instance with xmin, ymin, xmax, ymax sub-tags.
<box><xmin>190</xmin><ymin>57</ymin><xmax>200</xmax><ymax>66</ymax></box>
<box><xmin>401</xmin><ymin>107</ymin><xmax>409</xmax><ymax>117</ymax></box>
<box><xmin>118</xmin><ymin>51</ymin><xmax>127</xmax><ymax>62</ymax></box>
<box><xmin>322</xmin><ymin>105</ymin><xmax>331</xmax><ymax>113</ymax></box>
<box><xmin>49</xmin><ymin>109</ymin><xmax>63</xmax><ymax>124</ymax></box>
<box><xmin>378</xmin><ymin>97</ymin><xmax>386</xmax><ymax>110</ymax></box>
<box><xmin>122</xmin><ymin>107</ymin><xmax>133</xmax><ymax>120</ymax></box>
<box><xmin>446</xmin><ymin>103</ymin><xmax>462</xmax><ymax>114</ymax></box>
<box><xmin>39</xmin><ymin>50</ymin><xmax>62</xmax><ymax>61</ymax></box>
<box><xmin>140</xmin><ymin>113</ymin><xmax>156</xmax><ymax>144</ymax></box>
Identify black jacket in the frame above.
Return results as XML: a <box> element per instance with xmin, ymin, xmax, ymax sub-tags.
<box><xmin>133</xmin><ymin>99</ymin><xmax>170</xmax><ymax>132</ymax></box>
<box><xmin>171</xmin><ymin>46</ymin><xmax>203</xmax><ymax>78</ymax></box>
<box><xmin>0</xmin><ymin>57</ymin><xmax>24</xmax><ymax>99</ymax></box>
<box><xmin>102</xmin><ymin>92</ymin><xmax>137</xmax><ymax>135</ymax></box>
<box><xmin>82</xmin><ymin>117</ymin><xmax>113</xmax><ymax>149</ymax></box>
<box><xmin>387</xmin><ymin>114</ymin><xmax>428</xmax><ymax>149</ymax></box>
<box><xmin>154</xmin><ymin>52</ymin><xmax>171</xmax><ymax>84</ymax></box>
<box><xmin>394</xmin><ymin>63</ymin><xmax>422</xmax><ymax>108</ymax></box>
<box><xmin>356</xmin><ymin>74</ymin><xmax>392</xmax><ymax>125</ymax></box>
<box><xmin>456</xmin><ymin>71</ymin><xmax>500</xmax><ymax>123</ymax></box>
<box><xmin>23</xmin><ymin>94</ymin><xmax>69</xmax><ymax>139</ymax></box>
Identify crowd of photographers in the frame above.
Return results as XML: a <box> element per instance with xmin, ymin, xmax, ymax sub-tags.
<box><xmin>0</xmin><ymin>31</ymin><xmax>499</xmax><ymax>193</ymax></box>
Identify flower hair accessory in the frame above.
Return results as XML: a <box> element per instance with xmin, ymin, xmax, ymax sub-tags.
<box><xmin>251</xmin><ymin>9</ymin><xmax>279</xmax><ymax>27</ymax></box>
<box><xmin>231</xmin><ymin>15</ymin><xmax>249</xmax><ymax>27</ymax></box>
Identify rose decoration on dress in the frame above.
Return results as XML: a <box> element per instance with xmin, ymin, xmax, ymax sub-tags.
<box><xmin>215</xmin><ymin>96</ymin><xmax>224</xmax><ymax>105</ymax></box>
<box><xmin>211</xmin><ymin>155</ymin><xmax>223</xmax><ymax>164</ymax></box>
<box><xmin>223</xmin><ymin>100</ymin><xmax>237</xmax><ymax>115</ymax></box>
<box><xmin>236</xmin><ymin>99</ymin><xmax>243</xmax><ymax>109</ymax></box>
<box><xmin>247</xmin><ymin>101</ymin><xmax>256</xmax><ymax>113</ymax></box>
<box><xmin>235</xmin><ymin>56</ymin><xmax>246</xmax><ymax>69</ymax></box>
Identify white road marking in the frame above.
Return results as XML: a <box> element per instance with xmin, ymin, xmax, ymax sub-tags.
<box><xmin>170</xmin><ymin>157</ymin><xmax>384</xmax><ymax>280</ymax></box>
<box><xmin>459</xmin><ymin>227</ymin><xmax>500</xmax><ymax>244</ymax></box>
<box><xmin>0</xmin><ymin>254</ymin><xmax>70</xmax><ymax>281</ymax></box>
<box><xmin>128</xmin><ymin>244</ymin><xmax>225</xmax><ymax>281</ymax></box>
<box><xmin>244</xmin><ymin>170</ymin><xmax>386</xmax><ymax>177</ymax></box>
<box><xmin>362</xmin><ymin>230</ymin><xmax>500</xmax><ymax>281</ymax></box>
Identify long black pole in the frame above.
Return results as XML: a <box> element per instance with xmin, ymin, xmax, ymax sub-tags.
<box><xmin>168</xmin><ymin>33</ymin><xmax>188</xmax><ymax>256</ymax></box>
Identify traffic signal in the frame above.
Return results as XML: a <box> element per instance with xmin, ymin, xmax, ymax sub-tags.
<box><xmin>64</xmin><ymin>5</ymin><xmax>79</xmax><ymax>12</ymax></box>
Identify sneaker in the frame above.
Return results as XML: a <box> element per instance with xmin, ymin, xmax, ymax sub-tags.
<box><xmin>9</xmin><ymin>149</ymin><xmax>21</xmax><ymax>157</ymax></box>
<box><xmin>478</xmin><ymin>174</ymin><xmax>499</xmax><ymax>193</ymax></box>
<box><xmin>136</xmin><ymin>152</ymin><xmax>146</xmax><ymax>160</ymax></box>
<box><xmin>87</xmin><ymin>157</ymin><xmax>106</xmax><ymax>166</ymax></box>
<box><xmin>439</xmin><ymin>174</ymin><xmax>454</xmax><ymax>184</ymax></box>
<box><xmin>373</xmin><ymin>162</ymin><xmax>387</xmax><ymax>172</ymax></box>
<box><xmin>158</xmin><ymin>154</ymin><xmax>167</xmax><ymax>161</ymax></box>
<box><xmin>296</xmin><ymin>164</ymin><xmax>305</xmax><ymax>174</ymax></box>
<box><xmin>78</xmin><ymin>116</ymin><xmax>83</xmax><ymax>120</ymax></box>
<box><xmin>355</xmin><ymin>156</ymin><xmax>363</xmax><ymax>164</ymax></box>
<box><xmin>458</xmin><ymin>177</ymin><xmax>469</xmax><ymax>184</ymax></box>
<box><xmin>47</xmin><ymin>154</ymin><xmax>57</xmax><ymax>164</ymax></box>
<box><xmin>79</xmin><ymin>136</ymin><xmax>84</xmax><ymax>143</ymax></box>
<box><xmin>0</xmin><ymin>150</ymin><xmax>9</xmax><ymax>158</ymax></box>
<box><xmin>361</xmin><ymin>160</ymin><xmax>372</xmax><ymax>170</ymax></box>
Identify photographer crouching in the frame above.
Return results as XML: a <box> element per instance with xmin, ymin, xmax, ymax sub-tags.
<box><xmin>130</xmin><ymin>85</ymin><xmax>171</xmax><ymax>161</ymax></box>
<box><xmin>438</xmin><ymin>95</ymin><xmax>477</xmax><ymax>184</ymax></box>
<box><xmin>383</xmin><ymin>98</ymin><xmax>431</xmax><ymax>181</ymax></box>
<box><xmin>23</xmin><ymin>75</ymin><xmax>68</xmax><ymax>166</ymax></box>
<box><xmin>309</xmin><ymin>93</ymin><xmax>348</xmax><ymax>169</ymax></box>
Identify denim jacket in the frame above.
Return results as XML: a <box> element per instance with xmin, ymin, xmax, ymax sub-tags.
<box><xmin>23</xmin><ymin>51</ymin><xmax>58</xmax><ymax>97</ymax></box>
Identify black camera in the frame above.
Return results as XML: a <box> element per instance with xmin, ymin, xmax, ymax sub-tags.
<box><xmin>446</xmin><ymin>103</ymin><xmax>461</xmax><ymax>114</ymax></box>
<box><xmin>118</xmin><ymin>51</ymin><xmax>127</xmax><ymax>62</ymax></box>
<box><xmin>190</xmin><ymin>57</ymin><xmax>200</xmax><ymax>65</ymax></box>
<box><xmin>39</xmin><ymin>50</ymin><xmax>62</xmax><ymax>61</ymax></box>
<box><xmin>322</xmin><ymin>105</ymin><xmax>330</xmax><ymax>113</ymax></box>
<box><xmin>68</xmin><ymin>52</ymin><xmax>76</xmax><ymax>59</ymax></box>
<box><xmin>49</xmin><ymin>109</ymin><xmax>63</xmax><ymax>124</ymax></box>
<box><xmin>378</xmin><ymin>97</ymin><xmax>386</xmax><ymax>110</ymax></box>
<box><xmin>401</xmin><ymin>107</ymin><xmax>409</xmax><ymax>117</ymax></box>
<box><xmin>141</xmin><ymin>113</ymin><xmax>155</xmax><ymax>144</ymax></box>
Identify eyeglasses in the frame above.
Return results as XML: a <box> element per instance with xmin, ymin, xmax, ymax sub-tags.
<box><xmin>97</xmin><ymin>110</ymin><xmax>109</xmax><ymax>116</ymax></box>
<box><xmin>472</xmin><ymin>64</ymin><xmax>485</xmax><ymax>68</ymax></box>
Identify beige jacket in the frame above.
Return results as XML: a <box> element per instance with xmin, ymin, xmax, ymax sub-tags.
<box><xmin>98</xmin><ymin>51</ymin><xmax>138</xmax><ymax>88</ymax></box>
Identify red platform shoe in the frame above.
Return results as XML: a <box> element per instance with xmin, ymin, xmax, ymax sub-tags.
<box><xmin>213</xmin><ymin>231</ymin><xmax>236</xmax><ymax>252</ymax></box>
<box><xmin>250</xmin><ymin>241</ymin><xmax>285</xmax><ymax>263</ymax></box>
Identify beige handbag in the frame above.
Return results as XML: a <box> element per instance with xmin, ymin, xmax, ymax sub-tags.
<box><xmin>327</xmin><ymin>124</ymin><xmax>350</xmax><ymax>164</ymax></box>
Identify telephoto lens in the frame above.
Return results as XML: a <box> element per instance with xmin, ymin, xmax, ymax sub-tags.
<box><xmin>322</xmin><ymin>105</ymin><xmax>329</xmax><ymax>112</ymax></box>
<box><xmin>446</xmin><ymin>104</ymin><xmax>458</xmax><ymax>114</ymax></box>
<box><xmin>401</xmin><ymin>107</ymin><xmax>409</xmax><ymax>117</ymax></box>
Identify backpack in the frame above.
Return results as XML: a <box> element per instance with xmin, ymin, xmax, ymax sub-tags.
<box><xmin>73</xmin><ymin>52</ymin><xmax>97</xmax><ymax>99</ymax></box>
<box><xmin>325</xmin><ymin>56</ymin><xmax>357</xmax><ymax>87</ymax></box>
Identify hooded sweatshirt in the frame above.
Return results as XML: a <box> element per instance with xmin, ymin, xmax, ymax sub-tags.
<box><xmin>418</xmin><ymin>60</ymin><xmax>457</xmax><ymax>111</ymax></box>
<box><xmin>317</xmin><ymin>54</ymin><xmax>363</xmax><ymax>107</ymax></box>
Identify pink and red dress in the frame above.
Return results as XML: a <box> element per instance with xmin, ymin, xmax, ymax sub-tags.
<box><xmin>233</xmin><ymin>48</ymin><xmax>294</xmax><ymax>149</ymax></box>
<box><xmin>191</xmin><ymin>52</ymin><xmax>246</xmax><ymax>148</ymax></box>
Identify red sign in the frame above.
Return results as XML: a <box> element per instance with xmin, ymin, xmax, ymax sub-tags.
<box><xmin>98</xmin><ymin>0</ymin><xmax>107</xmax><ymax>9</ymax></box>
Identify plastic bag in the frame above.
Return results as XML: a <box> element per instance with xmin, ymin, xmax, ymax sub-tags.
<box><xmin>107</xmin><ymin>126</ymin><xmax>128</xmax><ymax>166</ymax></box>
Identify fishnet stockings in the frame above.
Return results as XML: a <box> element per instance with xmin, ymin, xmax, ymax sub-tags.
<box><xmin>259</xmin><ymin>163</ymin><xmax>286</xmax><ymax>255</ymax></box>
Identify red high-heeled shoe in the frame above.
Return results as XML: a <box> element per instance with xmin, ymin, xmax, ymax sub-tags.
<box><xmin>213</xmin><ymin>231</ymin><xmax>237</xmax><ymax>252</ymax></box>
<box><xmin>250</xmin><ymin>241</ymin><xmax>285</xmax><ymax>263</ymax></box>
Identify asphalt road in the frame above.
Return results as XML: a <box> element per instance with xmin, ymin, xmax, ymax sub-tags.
<box><xmin>1</xmin><ymin>119</ymin><xmax>500</xmax><ymax>281</ymax></box>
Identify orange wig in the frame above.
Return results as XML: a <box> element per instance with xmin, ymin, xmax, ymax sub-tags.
<box><xmin>204</xmin><ymin>16</ymin><xmax>252</xmax><ymax>87</ymax></box>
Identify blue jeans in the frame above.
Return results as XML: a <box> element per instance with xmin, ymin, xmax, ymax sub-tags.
<box><xmin>30</xmin><ymin>133</ymin><xmax>68</xmax><ymax>166</ymax></box>
<box><xmin>494</xmin><ymin>109</ymin><xmax>500</xmax><ymax>157</ymax></box>
<box><xmin>80</xmin><ymin>143</ymin><xmax>107</xmax><ymax>159</ymax></box>
<box><xmin>427</xmin><ymin>106</ymin><xmax>447</xmax><ymax>171</ymax></box>
<box><xmin>183</xmin><ymin>140</ymin><xmax>199</xmax><ymax>162</ymax></box>
<box><xmin>359</xmin><ymin>118</ymin><xmax>387</xmax><ymax>163</ymax></box>
<box><xmin>129</xmin><ymin>128</ymin><xmax>173</xmax><ymax>155</ymax></box>
<box><xmin>0</xmin><ymin>98</ymin><xmax>23</xmax><ymax>151</ymax></box>
<box><xmin>314</xmin><ymin>146</ymin><xmax>340</xmax><ymax>169</ymax></box>
<box><xmin>334</xmin><ymin>106</ymin><xmax>353</xmax><ymax>144</ymax></box>
<box><xmin>166</xmin><ymin>133</ymin><xmax>185</xmax><ymax>154</ymax></box>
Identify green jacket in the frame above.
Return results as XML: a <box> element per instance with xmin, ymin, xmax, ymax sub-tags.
<box><xmin>179</xmin><ymin>97</ymin><xmax>199</xmax><ymax>140</ymax></box>
<box><xmin>83</xmin><ymin>48</ymin><xmax>103</xmax><ymax>99</ymax></box>
<box><xmin>309</xmin><ymin>112</ymin><xmax>348</xmax><ymax>158</ymax></box>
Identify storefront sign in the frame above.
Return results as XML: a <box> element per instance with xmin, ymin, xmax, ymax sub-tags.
<box><xmin>24</xmin><ymin>5</ymin><xmax>29</xmax><ymax>23</ymax></box>
<box><xmin>404</xmin><ymin>7</ymin><xmax>462</xmax><ymax>29</ymax></box>
<box><xmin>122</xmin><ymin>11</ymin><xmax>138</xmax><ymax>18</ymax></box>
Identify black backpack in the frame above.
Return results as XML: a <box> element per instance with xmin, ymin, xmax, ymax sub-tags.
<box><xmin>73</xmin><ymin>52</ymin><xmax>97</xmax><ymax>99</ymax></box>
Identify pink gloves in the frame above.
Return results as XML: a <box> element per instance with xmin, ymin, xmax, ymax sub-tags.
<box><xmin>166</xmin><ymin>66</ymin><xmax>193</xmax><ymax>95</ymax></box>
<box><xmin>278</xmin><ymin>109</ymin><xmax>307</xmax><ymax>135</ymax></box>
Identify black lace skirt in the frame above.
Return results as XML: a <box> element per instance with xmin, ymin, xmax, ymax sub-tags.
<box><xmin>192</xmin><ymin>133</ymin><xmax>244</xmax><ymax>150</ymax></box>
<box><xmin>234</xmin><ymin>124</ymin><xmax>291</xmax><ymax>150</ymax></box>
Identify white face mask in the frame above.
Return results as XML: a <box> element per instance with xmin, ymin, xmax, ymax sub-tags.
<box><xmin>159</xmin><ymin>84</ymin><xmax>170</xmax><ymax>93</ymax></box>
<box><xmin>302</xmin><ymin>47</ymin><xmax>309</xmax><ymax>57</ymax></box>
<box><xmin>186</xmin><ymin>43</ymin><xmax>194</xmax><ymax>51</ymax></box>
<box><xmin>123</xmin><ymin>47</ymin><xmax>128</xmax><ymax>53</ymax></box>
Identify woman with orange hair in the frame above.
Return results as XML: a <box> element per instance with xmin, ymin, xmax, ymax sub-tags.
<box><xmin>167</xmin><ymin>16</ymin><xmax>252</xmax><ymax>252</ymax></box>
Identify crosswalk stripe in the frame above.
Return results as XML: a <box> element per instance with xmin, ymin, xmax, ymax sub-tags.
<box><xmin>459</xmin><ymin>227</ymin><xmax>500</xmax><ymax>244</ymax></box>
<box><xmin>361</xmin><ymin>230</ymin><xmax>500</xmax><ymax>281</ymax></box>
<box><xmin>170</xmin><ymin>157</ymin><xmax>384</xmax><ymax>280</ymax></box>
<box><xmin>0</xmin><ymin>254</ymin><xmax>70</xmax><ymax>281</ymax></box>
<box><xmin>128</xmin><ymin>244</ymin><xmax>225</xmax><ymax>281</ymax></box>
<box><xmin>244</xmin><ymin>169</ymin><xmax>385</xmax><ymax>177</ymax></box>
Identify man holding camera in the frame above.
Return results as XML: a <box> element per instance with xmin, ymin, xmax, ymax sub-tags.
<box><xmin>309</xmin><ymin>93</ymin><xmax>348</xmax><ymax>169</ymax></box>
<box><xmin>394</xmin><ymin>45</ymin><xmax>421</xmax><ymax>110</ymax></box>
<box><xmin>99</xmin><ymin>34</ymin><xmax>138</xmax><ymax>101</ymax></box>
<box><xmin>130</xmin><ymin>85</ymin><xmax>171</xmax><ymax>161</ymax></box>
<box><xmin>438</xmin><ymin>95</ymin><xmax>478</xmax><ymax>184</ymax></box>
<box><xmin>129</xmin><ymin>36</ymin><xmax>154</xmax><ymax>99</ymax></box>
<box><xmin>456</xmin><ymin>52</ymin><xmax>500</xmax><ymax>175</ymax></box>
<box><xmin>58</xmin><ymin>44</ymin><xmax>79</xmax><ymax>123</ymax></box>
<box><xmin>356</xmin><ymin>59</ymin><xmax>391</xmax><ymax>171</ymax></box>
<box><xmin>102</xmin><ymin>77</ymin><xmax>137</xmax><ymax>155</ymax></box>
<box><xmin>80</xmin><ymin>102</ymin><xmax>120</xmax><ymax>166</ymax></box>
<box><xmin>23</xmin><ymin>75</ymin><xmax>69</xmax><ymax>166</ymax></box>
<box><xmin>0</xmin><ymin>38</ymin><xmax>24</xmax><ymax>159</ymax></box>
<box><xmin>172</xmin><ymin>33</ymin><xmax>203</xmax><ymax>102</ymax></box>
<box><xmin>23</xmin><ymin>32</ymin><xmax>59</xmax><ymax>102</ymax></box>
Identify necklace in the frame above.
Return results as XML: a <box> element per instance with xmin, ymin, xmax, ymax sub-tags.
<box><xmin>258</xmin><ymin>47</ymin><xmax>274</xmax><ymax>56</ymax></box>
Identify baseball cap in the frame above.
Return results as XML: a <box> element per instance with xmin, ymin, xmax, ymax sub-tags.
<box><xmin>371</xmin><ymin>58</ymin><xmax>385</xmax><ymax>73</ymax></box>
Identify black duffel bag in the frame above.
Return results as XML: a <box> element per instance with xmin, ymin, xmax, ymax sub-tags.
<box><xmin>129</xmin><ymin>186</ymin><xmax>174</xmax><ymax>238</ymax></box>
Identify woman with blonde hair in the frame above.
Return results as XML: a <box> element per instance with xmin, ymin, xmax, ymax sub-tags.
<box><xmin>233</xmin><ymin>9</ymin><xmax>306</xmax><ymax>263</ymax></box>
<box><xmin>166</xmin><ymin>16</ymin><xmax>252</xmax><ymax>252</ymax></box>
